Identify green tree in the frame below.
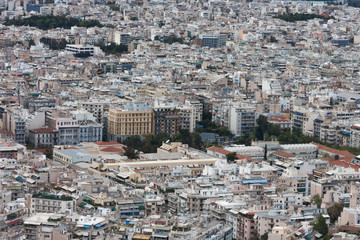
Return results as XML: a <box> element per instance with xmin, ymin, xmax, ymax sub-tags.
<box><xmin>260</xmin><ymin>233</ymin><xmax>268</xmax><ymax>240</ymax></box>
<box><xmin>323</xmin><ymin>235</ymin><xmax>331</xmax><ymax>240</ymax></box>
<box><xmin>124</xmin><ymin>146</ymin><xmax>139</xmax><ymax>159</ymax></box>
<box><xmin>264</xmin><ymin>144</ymin><xmax>267</xmax><ymax>160</ymax></box>
<box><xmin>123</xmin><ymin>136</ymin><xmax>144</xmax><ymax>151</ymax></box>
<box><xmin>269</xmin><ymin>36</ymin><xmax>278</xmax><ymax>43</ymax></box>
<box><xmin>192</xmin><ymin>132</ymin><xmax>203</xmax><ymax>150</ymax></box>
<box><xmin>255</xmin><ymin>115</ymin><xmax>269</xmax><ymax>140</ymax></box>
<box><xmin>44</xmin><ymin>148</ymin><xmax>53</xmax><ymax>159</ymax></box>
<box><xmin>327</xmin><ymin>203</ymin><xmax>344</xmax><ymax>224</ymax></box>
<box><xmin>312</xmin><ymin>214</ymin><xmax>328</xmax><ymax>236</ymax></box>
<box><xmin>226</xmin><ymin>152</ymin><xmax>238</xmax><ymax>163</ymax></box>
<box><xmin>177</xmin><ymin>129</ymin><xmax>193</xmax><ymax>146</ymax></box>
<box><xmin>312</xmin><ymin>194</ymin><xmax>322</xmax><ymax>208</ymax></box>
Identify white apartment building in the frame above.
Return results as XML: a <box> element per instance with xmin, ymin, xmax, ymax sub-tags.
<box><xmin>30</xmin><ymin>194</ymin><xmax>76</xmax><ymax>214</ymax></box>
<box><xmin>229</xmin><ymin>103</ymin><xmax>258</xmax><ymax>137</ymax></box>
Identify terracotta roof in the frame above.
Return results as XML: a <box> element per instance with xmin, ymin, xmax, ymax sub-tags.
<box><xmin>272</xmin><ymin>150</ymin><xmax>296</xmax><ymax>158</ymax></box>
<box><xmin>100</xmin><ymin>146</ymin><xmax>123</xmax><ymax>153</ymax></box>
<box><xmin>328</xmin><ymin>160</ymin><xmax>360</xmax><ymax>171</ymax></box>
<box><xmin>351</xmin><ymin>125</ymin><xmax>360</xmax><ymax>130</ymax></box>
<box><xmin>30</xmin><ymin>128</ymin><xmax>57</xmax><ymax>133</ymax></box>
<box><xmin>207</xmin><ymin>146</ymin><xmax>232</xmax><ymax>155</ymax></box>
<box><xmin>312</xmin><ymin>142</ymin><xmax>355</xmax><ymax>158</ymax></box>
<box><xmin>236</xmin><ymin>154</ymin><xmax>259</xmax><ymax>162</ymax></box>
<box><xmin>268</xmin><ymin>116</ymin><xmax>290</xmax><ymax>122</ymax></box>
<box><xmin>95</xmin><ymin>141</ymin><xmax>119</xmax><ymax>146</ymax></box>
<box><xmin>338</xmin><ymin>225</ymin><xmax>360</xmax><ymax>232</ymax></box>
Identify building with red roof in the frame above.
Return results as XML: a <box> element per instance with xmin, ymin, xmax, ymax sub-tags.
<box><xmin>28</xmin><ymin>127</ymin><xmax>58</xmax><ymax>148</ymax></box>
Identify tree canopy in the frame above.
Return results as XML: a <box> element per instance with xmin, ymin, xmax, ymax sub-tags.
<box><xmin>312</xmin><ymin>194</ymin><xmax>322</xmax><ymax>208</ymax></box>
<box><xmin>327</xmin><ymin>203</ymin><xmax>344</xmax><ymax>224</ymax></box>
<box><xmin>274</xmin><ymin>13</ymin><xmax>329</xmax><ymax>22</ymax></box>
<box><xmin>5</xmin><ymin>15</ymin><xmax>103</xmax><ymax>30</ymax></box>
<box><xmin>312</xmin><ymin>214</ymin><xmax>328</xmax><ymax>236</ymax></box>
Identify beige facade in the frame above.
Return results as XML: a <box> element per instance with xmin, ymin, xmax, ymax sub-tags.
<box><xmin>108</xmin><ymin>109</ymin><xmax>154</xmax><ymax>140</ymax></box>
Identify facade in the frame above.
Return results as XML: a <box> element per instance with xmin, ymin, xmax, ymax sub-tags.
<box><xmin>153</xmin><ymin>106</ymin><xmax>180</xmax><ymax>136</ymax></box>
<box><xmin>350</xmin><ymin>124</ymin><xmax>360</xmax><ymax>148</ymax></box>
<box><xmin>144</xmin><ymin>195</ymin><xmax>166</xmax><ymax>217</ymax></box>
<box><xmin>108</xmin><ymin>102</ymin><xmax>154</xmax><ymax>141</ymax></box>
<box><xmin>30</xmin><ymin>194</ymin><xmax>76</xmax><ymax>214</ymax></box>
<box><xmin>49</xmin><ymin>118</ymin><xmax>80</xmax><ymax>145</ymax></box>
<box><xmin>28</xmin><ymin>127</ymin><xmax>58</xmax><ymax>148</ymax></box>
<box><xmin>24</xmin><ymin>213</ymin><xmax>65</xmax><ymax>240</ymax></box>
<box><xmin>197</xmin><ymin>34</ymin><xmax>227</xmax><ymax>48</ymax></box>
<box><xmin>78</xmin><ymin>101</ymin><xmax>109</xmax><ymax>124</ymax></box>
<box><xmin>237</xmin><ymin>209</ymin><xmax>256</xmax><ymax>240</ymax></box>
<box><xmin>65</xmin><ymin>44</ymin><xmax>94</xmax><ymax>57</ymax></box>
<box><xmin>2</xmin><ymin>110</ymin><xmax>27</xmax><ymax>144</ymax></box>
<box><xmin>178</xmin><ymin>105</ymin><xmax>196</xmax><ymax>133</ymax></box>
<box><xmin>70</xmin><ymin>111</ymin><xmax>103</xmax><ymax>143</ymax></box>
<box><xmin>24</xmin><ymin>97</ymin><xmax>56</xmax><ymax>112</ymax></box>
<box><xmin>229</xmin><ymin>103</ymin><xmax>258</xmax><ymax>137</ymax></box>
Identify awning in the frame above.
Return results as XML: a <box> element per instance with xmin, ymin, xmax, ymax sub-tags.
<box><xmin>7</xmin><ymin>219</ymin><xmax>22</xmax><ymax>225</ymax></box>
<box><xmin>83</xmin><ymin>225</ymin><xmax>91</xmax><ymax>229</ymax></box>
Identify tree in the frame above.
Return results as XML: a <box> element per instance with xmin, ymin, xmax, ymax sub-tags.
<box><xmin>327</xmin><ymin>203</ymin><xmax>344</xmax><ymax>224</ymax></box>
<box><xmin>124</xmin><ymin>146</ymin><xmax>139</xmax><ymax>159</ymax></box>
<box><xmin>44</xmin><ymin>148</ymin><xmax>53</xmax><ymax>159</ymax></box>
<box><xmin>123</xmin><ymin>136</ymin><xmax>144</xmax><ymax>151</ymax></box>
<box><xmin>312</xmin><ymin>194</ymin><xmax>322</xmax><ymax>208</ymax></box>
<box><xmin>255</xmin><ymin>115</ymin><xmax>269</xmax><ymax>140</ymax></box>
<box><xmin>264</xmin><ymin>144</ymin><xmax>268</xmax><ymax>160</ymax></box>
<box><xmin>177</xmin><ymin>129</ymin><xmax>193</xmax><ymax>146</ymax></box>
<box><xmin>192</xmin><ymin>132</ymin><xmax>203</xmax><ymax>150</ymax></box>
<box><xmin>312</xmin><ymin>214</ymin><xmax>328</xmax><ymax>236</ymax></box>
<box><xmin>260</xmin><ymin>233</ymin><xmax>268</xmax><ymax>240</ymax></box>
<box><xmin>269</xmin><ymin>36</ymin><xmax>278</xmax><ymax>43</ymax></box>
<box><xmin>323</xmin><ymin>235</ymin><xmax>331</xmax><ymax>240</ymax></box>
<box><xmin>226</xmin><ymin>152</ymin><xmax>238</xmax><ymax>163</ymax></box>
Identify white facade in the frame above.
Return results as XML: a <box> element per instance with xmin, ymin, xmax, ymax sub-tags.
<box><xmin>229</xmin><ymin>103</ymin><xmax>258</xmax><ymax>137</ymax></box>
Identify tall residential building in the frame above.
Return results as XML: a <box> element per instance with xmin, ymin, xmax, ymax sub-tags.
<box><xmin>178</xmin><ymin>105</ymin><xmax>196</xmax><ymax>133</ymax></box>
<box><xmin>229</xmin><ymin>103</ymin><xmax>258</xmax><ymax>137</ymax></box>
<box><xmin>185</xmin><ymin>99</ymin><xmax>203</xmax><ymax>123</ymax></box>
<box><xmin>78</xmin><ymin>101</ymin><xmax>109</xmax><ymax>124</ymax></box>
<box><xmin>2</xmin><ymin>108</ymin><xmax>27</xmax><ymax>144</ymax></box>
<box><xmin>153</xmin><ymin>106</ymin><xmax>180</xmax><ymax>136</ymax></box>
<box><xmin>197</xmin><ymin>34</ymin><xmax>227</xmax><ymax>48</ymax></box>
<box><xmin>108</xmin><ymin>102</ymin><xmax>154</xmax><ymax>141</ymax></box>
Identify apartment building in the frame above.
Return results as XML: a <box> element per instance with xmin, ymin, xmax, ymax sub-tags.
<box><xmin>229</xmin><ymin>103</ymin><xmax>258</xmax><ymax>137</ymax></box>
<box><xmin>2</xmin><ymin>109</ymin><xmax>27</xmax><ymax>144</ymax></box>
<box><xmin>78</xmin><ymin>101</ymin><xmax>109</xmax><ymax>124</ymax></box>
<box><xmin>350</xmin><ymin>124</ymin><xmax>360</xmax><ymax>148</ymax></box>
<box><xmin>24</xmin><ymin>213</ymin><xmax>67</xmax><ymax>240</ymax></box>
<box><xmin>28</xmin><ymin>127</ymin><xmax>58</xmax><ymax>148</ymax></box>
<box><xmin>108</xmin><ymin>102</ymin><xmax>154</xmax><ymax>141</ymax></box>
<box><xmin>144</xmin><ymin>195</ymin><xmax>166</xmax><ymax>217</ymax></box>
<box><xmin>153</xmin><ymin>106</ymin><xmax>180</xmax><ymax>136</ymax></box>
<box><xmin>70</xmin><ymin>110</ymin><xmax>103</xmax><ymax>143</ymax></box>
<box><xmin>197</xmin><ymin>34</ymin><xmax>227</xmax><ymax>48</ymax></box>
<box><xmin>238</xmin><ymin>209</ymin><xmax>256</xmax><ymax>240</ymax></box>
<box><xmin>29</xmin><ymin>193</ymin><xmax>76</xmax><ymax>214</ymax></box>
<box><xmin>178</xmin><ymin>105</ymin><xmax>196</xmax><ymax>133</ymax></box>
<box><xmin>49</xmin><ymin>118</ymin><xmax>80</xmax><ymax>145</ymax></box>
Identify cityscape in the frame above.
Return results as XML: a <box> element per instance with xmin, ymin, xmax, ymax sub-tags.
<box><xmin>0</xmin><ymin>0</ymin><xmax>360</xmax><ymax>239</ymax></box>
